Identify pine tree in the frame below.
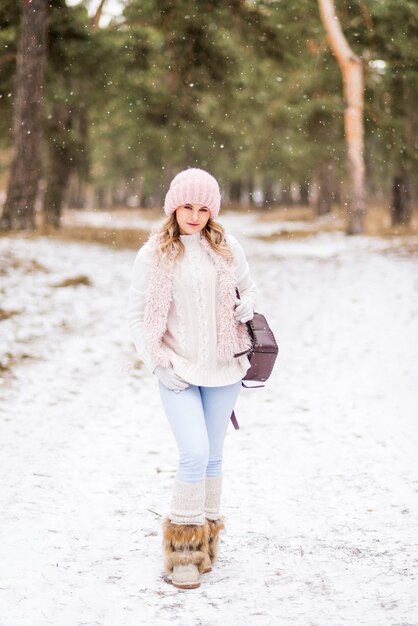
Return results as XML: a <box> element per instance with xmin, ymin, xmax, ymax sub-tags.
<box><xmin>1</xmin><ymin>0</ymin><xmax>48</xmax><ymax>230</ymax></box>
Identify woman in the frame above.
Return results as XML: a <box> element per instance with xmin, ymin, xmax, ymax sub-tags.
<box><xmin>127</xmin><ymin>167</ymin><xmax>257</xmax><ymax>589</ymax></box>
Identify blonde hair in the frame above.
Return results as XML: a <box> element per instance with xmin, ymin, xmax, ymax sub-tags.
<box><xmin>150</xmin><ymin>212</ymin><xmax>233</xmax><ymax>263</ymax></box>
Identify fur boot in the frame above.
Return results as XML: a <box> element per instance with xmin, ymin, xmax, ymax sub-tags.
<box><xmin>162</xmin><ymin>516</ymin><xmax>209</xmax><ymax>589</ymax></box>
<box><xmin>202</xmin><ymin>516</ymin><xmax>225</xmax><ymax>572</ymax></box>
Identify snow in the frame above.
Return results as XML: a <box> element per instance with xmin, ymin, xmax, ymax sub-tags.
<box><xmin>63</xmin><ymin>207</ymin><xmax>159</xmax><ymax>232</ymax></box>
<box><xmin>1</xmin><ymin>215</ymin><xmax>417</xmax><ymax>626</ymax></box>
<box><xmin>66</xmin><ymin>0</ymin><xmax>123</xmax><ymax>27</ymax></box>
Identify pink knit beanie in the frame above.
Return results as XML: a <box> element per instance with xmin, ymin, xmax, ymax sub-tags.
<box><xmin>163</xmin><ymin>167</ymin><xmax>221</xmax><ymax>220</ymax></box>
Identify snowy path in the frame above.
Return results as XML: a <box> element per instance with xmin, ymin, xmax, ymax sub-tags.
<box><xmin>0</xmin><ymin>222</ymin><xmax>417</xmax><ymax>626</ymax></box>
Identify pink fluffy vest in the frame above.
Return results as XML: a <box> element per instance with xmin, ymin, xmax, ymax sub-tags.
<box><xmin>143</xmin><ymin>233</ymin><xmax>252</xmax><ymax>368</ymax></box>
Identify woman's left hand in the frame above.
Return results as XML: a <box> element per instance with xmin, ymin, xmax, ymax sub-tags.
<box><xmin>234</xmin><ymin>297</ymin><xmax>254</xmax><ymax>323</ymax></box>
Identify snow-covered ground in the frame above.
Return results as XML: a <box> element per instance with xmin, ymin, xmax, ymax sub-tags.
<box><xmin>1</xmin><ymin>213</ymin><xmax>417</xmax><ymax>626</ymax></box>
<box><xmin>63</xmin><ymin>206</ymin><xmax>161</xmax><ymax>232</ymax></box>
<box><xmin>62</xmin><ymin>205</ymin><xmax>341</xmax><ymax>235</ymax></box>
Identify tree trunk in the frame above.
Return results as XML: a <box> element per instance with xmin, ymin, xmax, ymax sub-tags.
<box><xmin>315</xmin><ymin>159</ymin><xmax>334</xmax><ymax>215</ymax></box>
<box><xmin>280</xmin><ymin>184</ymin><xmax>293</xmax><ymax>206</ymax></box>
<box><xmin>391</xmin><ymin>171</ymin><xmax>411</xmax><ymax>226</ymax></box>
<box><xmin>0</xmin><ymin>0</ymin><xmax>48</xmax><ymax>231</ymax></box>
<box><xmin>230</xmin><ymin>180</ymin><xmax>242</xmax><ymax>203</ymax></box>
<box><xmin>248</xmin><ymin>177</ymin><xmax>255</xmax><ymax>206</ymax></box>
<box><xmin>44</xmin><ymin>102</ymin><xmax>75</xmax><ymax>227</ymax></box>
<box><xmin>299</xmin><ymin>180</ymin><xmax>310</xmax><ymax>205</ymax></box>
<box><xmin>389</xmin><ymin>75</ymin><xmax>413</xmax><ymax>227</ymax></box>
<box><xmin>73</xmin><ymin>104</ymin><xmax>89</xmax><ymax>208</ymax></box>
<box><xmin>318</xmin><ymin>0</ymin><xmax>366</xmax><ymax>234</ymax></box>
<box><xmin>263</xmin><ymin>179</ymin><xmax>276</xmax><ymax>207</ymax></box>
<box><xmin>68</xmin><ymin>174</ymin><xmax>87</xmax><ymax>209</ymax></box>
<box><xmin>44</xmin><ymin>158</ymin><xmax>71</xmax><ymax>228</ymax></box>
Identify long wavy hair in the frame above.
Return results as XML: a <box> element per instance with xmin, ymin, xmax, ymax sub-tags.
<box><xmin>149</xmin><ymin>211</ymin><xmax>233</xmax><ymax>264</ymax></box>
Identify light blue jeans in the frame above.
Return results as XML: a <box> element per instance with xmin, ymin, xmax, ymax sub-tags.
<box><xmin>158</xmin><ymin>380</ymin><xmax>242</xmax><ymax>483</ymax></box>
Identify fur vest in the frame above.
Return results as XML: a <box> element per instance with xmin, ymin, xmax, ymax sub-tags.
<box><xmin>143</xmin><ymin>233</ymin><xmax>252</xmax><ymax>369</ymax></box>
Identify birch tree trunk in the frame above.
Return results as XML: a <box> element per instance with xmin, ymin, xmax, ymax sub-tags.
<box><xmin>0</xmin><ymin>0</ymin><xmax>48</xmax><ymax>231</ymax></box>
<box><xmin>318</xmin><ymin>0</ymin><xmax>366</xmax><ymax>234</ymax></box>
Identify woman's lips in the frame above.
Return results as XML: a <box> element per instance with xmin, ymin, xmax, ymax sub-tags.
<box><xmin>187</xmin><ymin>223</ymin><xmax>199</xmax><ymax>226</ymax></box>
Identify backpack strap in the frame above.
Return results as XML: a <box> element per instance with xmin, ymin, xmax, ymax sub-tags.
<box><xmin>241</xmin><ymin>381</ymin><xmax>265</xmax><ymax>388</ymax></box>
<box><xmin>230</xmin><ymin>410</ymin><xmax>239</xmax><ymax>430</ymax></box>
<box><xmin>234</xmin><ymin>347</ymin><xmax>252</xmax><ymax>357</ymax></box>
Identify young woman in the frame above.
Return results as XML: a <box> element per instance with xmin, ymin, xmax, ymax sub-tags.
<box><xmin>127</xmin><ymin>167</ymin><xmax>257</xmax><ymax>589</ymax></box>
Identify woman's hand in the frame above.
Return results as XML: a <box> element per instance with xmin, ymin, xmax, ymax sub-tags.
<box><xmin>234</xmin><ymin>297</ymin><xmax>254</xmax><ymax>323</ymax></box>
<box><xmin>153</xmin><ymin>365</ymin><xmax>189</xmax><ymax>391</ymax></box>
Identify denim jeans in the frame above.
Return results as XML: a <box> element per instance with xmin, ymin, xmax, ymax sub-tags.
<box><xmin>158</xmin><ymin>380</ymin><xmax>242</xmax><ymax>483</ymax></box>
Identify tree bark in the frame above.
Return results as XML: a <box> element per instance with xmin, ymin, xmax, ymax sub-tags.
<box><xmin>315</xmin><ymin>159</ymin><xmax>335</xmax><ymax>215</ymax></box>
<box><xmin>391</xmin><ymin>171</ymin><xmax>411</xmax><ymax>226</ymax></box>
<box><xmin>43</xmin><ymin>102</ymin><xmax>75</xmax><ymax>227</ymax></box>
<box><xmin>280</xmin><ymin>184</ymin><xmax>293</xmax><ymax>206</ymax></box>
<box><xmin>248</xmin><ymin>177</ymin><xmax>255</xmax><ymax>206</ymax></box>
<box><xmin>299</xmin><ymin>180</ymin><xmax>310</xmax><ymax>205</ymax></box>
<box><xmin>68</xmin><ymin>173</ymin><xmax>87</xmax><ymax>209</ymax></box>
<box><xmin>229</xmin><ymin>180</ymin><xmax>242</xmax><ymax>203</ymax></box>
<box><xmin>0</xmin><ymin>0</ymin><xmax>48</xmax><ymax>231</ymax></box>
<box><xmin>263</xmin><ymin>179</ymin><xmax>276</xmax><ymax>207</ymax></box>
<box><xmin>318</xmin><ymin>0</ymin><xmax>366</xmax><ymax>234</ymax></box>
<box><xmin>389</xmin><ymin>75</ymin><xmax>413</xmax><ymax>227</ymax></box>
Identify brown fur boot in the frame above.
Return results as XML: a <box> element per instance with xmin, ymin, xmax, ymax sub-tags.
<box><xmin>202</xmin><ymin>516</ymin><xmax>225</xmax><ymax>573</ymax></box>
<box><xmin>162</xmin><ymin>516</ymin><xmax>210</xmax><ymax>589</ymax></box>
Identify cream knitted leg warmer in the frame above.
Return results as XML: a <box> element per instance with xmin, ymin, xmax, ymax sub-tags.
<box><xmin>204</xmin><ymin>475</ymin><xmax>223</xmax><ymax>521</ymax></box>
<box><xmin>202</xmin><ymin>475</ymin><xmax>225</xmax><ymax>572</ymax></box>
<box><xmin>169</xmin><ymin>478</ymin><xmax>206</xmax><ymax>525</ymax></box>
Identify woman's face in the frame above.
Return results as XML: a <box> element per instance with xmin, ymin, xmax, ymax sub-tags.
<box><xmin>175</xmin><ymin>203</ymin><xmax>210</xmax><ymax>235</ymax></box>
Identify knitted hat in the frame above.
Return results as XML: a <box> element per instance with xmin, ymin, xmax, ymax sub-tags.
<box><xmin>163</xmin><ymin>168</ymin><xmax>221</xmax><ymax>220</ymax></box>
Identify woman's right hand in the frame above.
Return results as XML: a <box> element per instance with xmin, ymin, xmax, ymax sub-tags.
<box><xmin>153</xmin><ymin>365</ymin><xmax>189</xmax><ymax>391</ymax></box>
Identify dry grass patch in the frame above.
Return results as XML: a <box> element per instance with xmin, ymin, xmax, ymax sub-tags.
<box><xmin>254</xmin><ymin>205</ymin><xmax>318</xmax><ymax>223</ymax></box>
<box><xmin>0</xmin><ymin>307</ymin><xmax>20</xmax><ymax>321</ymax></box>
<box><xmin>252</xmin><ymin>203</ymin><xmax>418</xmax><ymax>241</ymax></box>
<box><xmin>253</xmin><ymin>230</ymin><xmax>323</xmax><ymax>242</ymax></box>
<box><xmin>2</xmin><ymin>224</ymin><xmax>150</xmax><ymax>250</ymax></box>
<box><xmin>0</xmin><ymin>251</ymin><xmax>49</xmax><ymax>275</ymax></box>
<box><xmin>51</xmin><ymin>275</ymin><xmax>92</xmax><ymax>288</ymax></box>
<box><xmin>257</xmin><ymin>220</ymin><xmax>344</xmax><ymax>241</ymax></box>
<box><xmin>0</xmin><ymin>351</ymin><xmax>35</xmax><ymax>374</ymax></box>
<box><xmin>250</xmin><ymin>204</ymin><xmax>345</xmax><ymax>240</ymax></box>
<box><xmin>38</xmin><ymin>224</ymin><xmax>150</xmax><ymax>249</ymax></box>
<box><xmin>364</xmin><ymin>205</ymin><xmax>418</xmax><ymax>238</ymax></box>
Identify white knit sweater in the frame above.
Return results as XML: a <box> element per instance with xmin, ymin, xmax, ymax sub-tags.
<box><xmin>127</xmin><ymin>231</ymin><xmax>258</xmax><ymax>387</ymax></box>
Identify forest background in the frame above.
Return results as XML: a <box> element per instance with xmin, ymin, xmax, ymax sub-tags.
<box><xmin>0</xmin><ymin>0</ymin><xmax>417</xmax><ymax>238</ymax></box>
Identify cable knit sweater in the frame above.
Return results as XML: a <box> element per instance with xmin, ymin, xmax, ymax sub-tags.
<box><xmin>127</xmin><ymin>231</ymin><xmax>258</xmax><ymax>387</ymax></box>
